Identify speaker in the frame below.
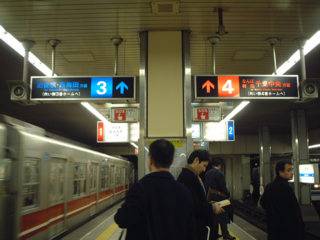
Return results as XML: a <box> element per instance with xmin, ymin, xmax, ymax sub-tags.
<box><xmin>300</xmin><ymin>80</ymin><xmax>318</xmax><ymax>100</ymax></box>
<box><xmin>7</xmin><ymin>80</ymin><xmax>30</xmax><ymax>102</ymax></box>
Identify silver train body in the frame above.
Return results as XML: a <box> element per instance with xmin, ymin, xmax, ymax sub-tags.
<box><xmin>0</xmin><ymin>115</ymin><xmax>135</xmax><ymax>240</ymax></box>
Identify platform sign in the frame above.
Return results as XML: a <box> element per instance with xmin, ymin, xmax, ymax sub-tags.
<box><xmin>195</xmin><ymin>75</ymin><xmax>299</xmax><ymax>100</ymax></box>
<box><xmin>111</xmin><ymin>108</ymin><xmax>139</xmax><ymax>122</ymax></box>
<box><xmin>203</xmin><ymin>120</ymin><xmax>235</xmax><ymax>141</ymax></box>
<box><xmin>227</xmin><ymin>120</ymin><xmax>235</xmax><ymax>141</ymax></box>
<box><xmin>193</xmin><ymin>106</ymin><xmax>221</xmax><ymax>121</ymax></box>
<box><xmin>97</xmin><ymin>121</ymin><xmax>129</xmax><ymax>143</ymax></box>
<box><xmin>30</xmin><ymin>76</ymin><xmax>135</xmax><ymax>101</ymax></box>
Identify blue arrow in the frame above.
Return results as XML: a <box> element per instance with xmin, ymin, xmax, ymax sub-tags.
<box><xmin>116</xmin><ymin>81</ymin><xmax>128</xmax><ymax>94</ymax></box>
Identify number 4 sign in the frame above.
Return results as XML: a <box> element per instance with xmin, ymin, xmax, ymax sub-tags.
<box><xmin>218</xmin><ymin>76</ymin><xmax>240</xmax><ymax>97</ymax></box>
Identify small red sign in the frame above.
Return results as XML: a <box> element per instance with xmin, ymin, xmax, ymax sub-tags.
<box><xmin>97</xmin><ymin>122</ymin><xmax>104</xmax><ymax>142</ymax></box>
<box><xmin>197</xmin><ymin>108</ymin><xmax>209</xmax><ymax>120</ymax></box>
<box><xmin>114</xmin><ymin>109</ymin><xmax>126</xmax><ymax>121</ymax></box>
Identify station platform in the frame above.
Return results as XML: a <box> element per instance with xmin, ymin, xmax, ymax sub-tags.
<box><xmin>60</xmin><ymin>201</ymin><xmax>267</xmax><ymax>240</ymax></box>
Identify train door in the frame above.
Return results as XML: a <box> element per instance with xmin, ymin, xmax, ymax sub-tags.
<box><xmin>48</xmin><ymin>157</ymin><xmax>67</xmax><ymax>238</ymax></box>
<box><xmin>88</xmin><ymin>162</ymin><xmax>98</xmax><ymax>216</ymax></box>
<box><xmin>110</xmin><ymin>164</ymin><xmax>115</xmax><ymax>201</ymax></box>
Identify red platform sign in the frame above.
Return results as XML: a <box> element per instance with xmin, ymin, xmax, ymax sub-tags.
<box><xmin>97</xmin><ymin>122</ymin><xmax>104</xmax><ymax>142</ymax></box>
<box><xmin>114</xmin><ymin>109</ymin><xmax>126</xmax><ymax>121</ymax></box>
<box><xmin>197</xmin><ymin>108</ymin><xmax>209</xmax><ymax>120</ymax></box>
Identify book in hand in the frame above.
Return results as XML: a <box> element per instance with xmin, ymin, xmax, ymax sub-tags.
<box><xmin>217</xmin><ymin>199</ymin><xmax>231</xmax><ymax>207</ymax></box>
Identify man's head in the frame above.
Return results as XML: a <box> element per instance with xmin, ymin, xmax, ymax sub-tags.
<box><xmin>276</xmin><ymin>160</ymin><xmax>294</xmax><ymax>180</ymax></box>
<box><xmin>148</xmin><ymin>139</ymin><xmax>175</xmax><ymax>171</ymax></box>
<box><xmin>212</xmin><ymin>158</ymin><xmax>223</xmax><ymax>170</ymax></box>
<box><xmin>187</xmin><ymin>150</ymin><xmax>210</xmax><ymax>175</ymax></box>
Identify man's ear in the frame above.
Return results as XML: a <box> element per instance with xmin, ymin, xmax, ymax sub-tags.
<box><xmin>194</xmin><ymin>157</ymin><xmax>200</xmax><ymax>164</ymax></box>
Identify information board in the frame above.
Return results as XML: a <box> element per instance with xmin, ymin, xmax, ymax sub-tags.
<box><xmin>195</xmin><ymin>75</ymin><xmax>299</xmax><ymax>100</ymax></box>
<box><xmin>193</xmin><ymin>106</ymin><xmax>221</xmax><ymax>121</ymax></box>
<box><xmin>31</xmin><ymin>76</ymin><xmax>135</xmax><ymax>101</ymax></box>
<box><xmin>111</xmin><ymin>108</ymin><xmax>139</xmax><ymax>122</ymax></box>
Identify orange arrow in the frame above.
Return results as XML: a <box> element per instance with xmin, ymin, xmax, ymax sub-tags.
<box><xmin>202</xmin><ymin>80</ymin><xmax>215</xmax><ymax>93</ymax></box>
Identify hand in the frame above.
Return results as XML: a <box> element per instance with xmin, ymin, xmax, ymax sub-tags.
<box><xmin>213</xmin><ymin>202</ymin><xmax>224</xmax><ymax>214</ymax></box>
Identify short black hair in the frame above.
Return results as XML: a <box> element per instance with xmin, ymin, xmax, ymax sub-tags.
<box><xmin>212</xmin><ymin>158</ymin><xmax>223</xmax><ymax>167</ymax></box>
<box><xmin>187</xmin><ymin>150</ymin><xmax>210</xmax><ymax>164</ymax></box>
<box><xmin>275</xmin><ymin>160</ymin><xmax>293</xmax><ymax>176</ymax></box>
<box><xmin>149</xmin><ymin>139</ymin><xmax>175</xmax><ymax>168</ymax></box>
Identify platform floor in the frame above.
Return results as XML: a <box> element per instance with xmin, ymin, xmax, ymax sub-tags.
<box><xmin>61</xmin><ymin>202</ymin><xmax>267</xmax><ymax>240</ymax></box>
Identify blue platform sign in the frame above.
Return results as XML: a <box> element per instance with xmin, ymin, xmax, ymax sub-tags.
<box><xmin>227</xmin><ymin>120</ymin><xmax>235</xmax><ymax>141</ymax></box>
<box><xmin>30</xmin><ymin>76</ymin><xmax>135</xmax><ymax>101</ymax></box>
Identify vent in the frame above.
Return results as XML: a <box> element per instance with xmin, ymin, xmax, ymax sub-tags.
<box><xmin>233</xmin><ymin>49</ymin><xmax>267</xmax><ymax>61</ymax></box>
<box><xmin>152</xmin><ymin>2</ymin><xmax>179</xmax><ymax>15</ymax></box>
<box><xmin>61</xmin><ymin>52</ymin><xmax>96</xmax><ymax>62</ymax></box>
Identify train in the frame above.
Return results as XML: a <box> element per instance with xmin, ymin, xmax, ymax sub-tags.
<box><xmin>0</xmin><ymin>114</ymin><xmax>135</xmax><ymax>240</ymax></box>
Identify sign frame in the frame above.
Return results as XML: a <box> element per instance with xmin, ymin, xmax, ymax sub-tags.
<box><xmin>194</xmin><ymin>74</ymin><xmax>299</xmax><ymax>100</ymax></box>
<box><xmin>30</xmin><ymin>76</ymin><xmax>136</xmax><ymax>101</ymax></box>
<box><xmin>111</xmin><ymin>107</ymin><xmax>139</xmax><ymax>122</ymax></box>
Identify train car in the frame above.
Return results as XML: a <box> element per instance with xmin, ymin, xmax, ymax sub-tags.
<box><xmin>0</xmin><ymin>115</ymin><xmax>134</xmax><ymax>240</ymax></box>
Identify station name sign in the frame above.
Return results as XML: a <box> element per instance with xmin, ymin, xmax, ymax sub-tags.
<box><xmin>31</xmin><ymin>76</ymin><xmax>135</xmax><ymax>101</ymax></box>
<box><xmin>195</xmin><ymin>75</ymin><xmax>299</xmax><ymax>100</ymax></box>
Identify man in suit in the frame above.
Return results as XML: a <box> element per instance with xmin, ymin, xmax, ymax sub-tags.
<box><xmin>177</xmin><ymin>150</ymin><xmax>223</xmax><ymax>240</ymax></box>
<box><xmin>260</xmin><ymin>160</ymin><xmax>305</xmax><ymax>240</ymax></box>
<box><xmin>114</xmin><ymin>139</ymin><xmax>195</xmax><ymax>240</ymax></box>
<box><xmin>205</xmin><ymin>158</ymin><xmax>235</xmax><ymax>240</ymax></box>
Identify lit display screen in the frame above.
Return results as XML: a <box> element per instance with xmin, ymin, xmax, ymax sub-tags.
<box><xmin>31</xmin><ymin>76</ymin><xmax>135</xmax><ymax>100</ymax></box>
<box><xmin>195</xmin><ymin>75</ymin><xmax>299</xmax><ymax>99</ymax></box>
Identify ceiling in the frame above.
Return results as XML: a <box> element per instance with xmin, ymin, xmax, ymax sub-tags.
<box><xmin>0</xmin><ymin>0</ymin><xmax>320</xmax><ymax>149</ymax></box>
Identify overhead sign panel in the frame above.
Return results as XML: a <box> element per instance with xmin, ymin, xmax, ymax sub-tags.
<box><xmin>30</xmin><ymin>76</ymin><xmax>135</xmax><ymax>101</ymax></box>
<box><xmin>195</xmin><ymin>75</ymin><xmax>299</xmax><ymax>100</ymax></box>
<box><xmin>193</xmin><ymin>106</ymin><xmax>221</xmax><ymax>122</ymax></box>
<box><xmin>111</xmin><ymin>108</ymin><xmax>139</xmax><ymax>122</ymax></box>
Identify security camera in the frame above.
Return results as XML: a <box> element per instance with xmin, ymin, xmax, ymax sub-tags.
<box><xmin>300</xmin><ymin>79</ymin><xmax>318</xmax><ymax>101</ymax></box>
<box><xmin>7</xmin><ymin>80</ymin><xmax>31</xmax><ymax>103</ymax></box>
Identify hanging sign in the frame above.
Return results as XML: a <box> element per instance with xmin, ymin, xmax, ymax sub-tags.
<box><xmin>111</xmin><ymin>108</ymin><xmax>139</xmax><ymax>122</ymax></box>
<box><xmin>193</xmin><ymin>106</ymin><xmax>221</xmax><ymax>121</ymax></box>
<box><xmin>195</xmin><ymin>75</ymin><xmax>299</xmax><ymax>100</ymax></box>
<box><xmin>30</xmin><ymin>76</ymin><xmax>135</xmax><ymax>101</ymax></box>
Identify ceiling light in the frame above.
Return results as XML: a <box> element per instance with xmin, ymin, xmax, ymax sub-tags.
<box><xmin>222</xmin><ymin>101</ymin><xmax>250</xmax><ymax>121</ymax></box>
<box><xmin>276</xmin><ymin>30</ymin><xmax>320</xmax><ymax>75</ymax></box>
<box><xmin>309</xmin><ymin>144</ymin><xmax>320</xmax><ymax>149</ymax></box>
<box><xmin>0</xmin><ymin>24</ymin><xmax>53</xmax><ymax>76</ymax></box>
<box><xmin>81</xmin><ymin>102</ymin><xmax>109</xmax><ymax>123</ymax></box>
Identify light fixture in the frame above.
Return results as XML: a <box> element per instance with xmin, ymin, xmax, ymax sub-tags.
<box><xmin>0</xmin><ymin>25</ymin><xmax>53</xmax><ymax>76</ymax></box>
<box><xmin>81</xmin><ymin>102</ymin><xmax>109</xmax><ymax>123</ymax></box>
<box><xmin>130</xmin><ymin>142</ymin><xmax>139</xmax><ymax>149</ymax></box>
<box><xmin>276</xmin><ymin>30</ymin><xmax>320</xmax><ymax>75</ymax></box>
<box><xmin>309</xmin><ymin>144</ymin><xmax>320</xmax><ymax>149</ymax></box>
<box><xmin>222</xmin><ymin>101</ymin><xmax>250</xmax><ymax>121</ymax></box>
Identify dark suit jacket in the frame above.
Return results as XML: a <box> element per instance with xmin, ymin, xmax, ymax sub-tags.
<box><xmin>177</xmin><ymin>167</ymin><xmax>214</xmax><ymax>240</ymax></box>
<box><xmin>114</xmin><ymin>171</ymin><xmax>195</xmax><ymax>240</ymax></box>
<box><xmin>205</xmin><ymin>168</ymin><xmax>232</xmax><ymax>224</ymax></box>
<box><xmin>260</xmin><ymin>176</ymin><xmax>305</xmax><ymax>240</ymax></box>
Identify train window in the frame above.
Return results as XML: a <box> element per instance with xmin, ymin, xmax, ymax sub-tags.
<box><xmin>88</xmin><ymin>163</ymin><xmax>98</xmax><ymax>192</ymax></box>
<box><xmin>73</xmin><ymin>163</ymin><xmax>87</xmax><ymax>197</ymax></box>
<box><xmin>22</xmin><ymin>158</ymin><xmax>40</xmax><ymax>208</ymax></box>
<box><xmin>100</xmin><ymin>165</ymin><xmax>109</xmax><ymax>190</ymax></box>
<box><xmin>49</xmin><ymin>158</ymin><xmax>65</xmax><ymax>205</ymax></box>
<box><xmin>110</xmin><ymin>165</ymin><xmax>115</xmax><ymax>186</ymax></box>
<box><xmin>120</xmin><ymin>167</ymin><xmax>126</xmax><ymax>186</ymax></box>
<box><xmin>115</xmin><ymin>167</ymin><xmax>121</xmax><ymax>186</ymax></box>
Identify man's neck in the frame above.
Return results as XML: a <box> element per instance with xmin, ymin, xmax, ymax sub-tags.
<box><xmin>150</xmin><ymin>167</ymin><xmax>169</xmax><ymax>173</ymax></box>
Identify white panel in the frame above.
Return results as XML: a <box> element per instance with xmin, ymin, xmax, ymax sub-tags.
<box><xmin>148</xmin><ymin>31</ymin><xmax>183</xmax><ymax>137</ymax></box>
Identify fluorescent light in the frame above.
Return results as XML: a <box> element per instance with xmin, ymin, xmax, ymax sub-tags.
<box><xmin>0</xmin><ymin>24</ymin><xmax>53</xmax><ymax>76</ymax></box>
<box><xmin>130</xmin><ymin>142</ymin><xmax>139</xmax><ymax>149</ymax></box>
<box><xmin>309</xmin><ymin>144</ymin><xmax>320</xmax><ymax>149</ymax></box>
<box><xmin>276</xmin><ymin>30</ymin><xmax>320</xmax><ymax>75</ymax></box>
<box><xmin>81</xmin><ymin>102</ymin><xmax>109</xmax><ymax>122</ymax></box>
<box><xmin>223</xmin><ymin>101</ymin><xmax>250</xmax><ymax>121</ymax></box>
